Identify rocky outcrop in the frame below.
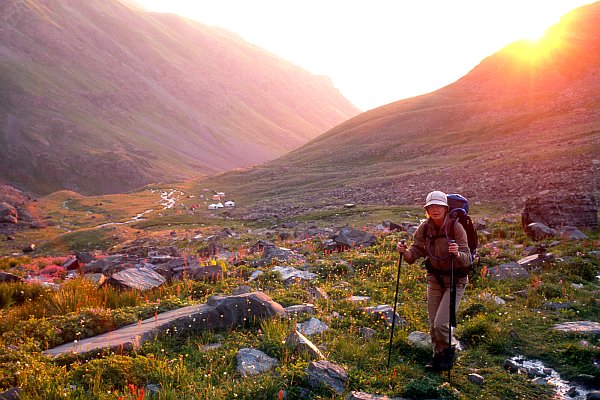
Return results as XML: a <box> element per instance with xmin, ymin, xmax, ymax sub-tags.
<box><xmin>522</xmin><ymin>194</ymin><xmax>598</xmax><ymax>230</ymax></box>
<box><xmin>0</xmin><ymin>202</ymin><xmax>18</xmax><ymax>224</ymax></box>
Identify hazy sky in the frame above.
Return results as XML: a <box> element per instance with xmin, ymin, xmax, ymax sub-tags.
<box><xmin>134</xmin><ymin>0</ymin><xmax>596</xmax><ymax>111</ymax></box>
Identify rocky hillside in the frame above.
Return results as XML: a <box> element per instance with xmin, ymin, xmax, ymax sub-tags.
<box><xmin>0</xmin><ymin>0</ymin><xmax>358</xmax><ymax>195</ymax></box>
<box><xmin>198</xmin><ymin>2</ymin><xmax>600</xmax><ymax>217</ymax></box>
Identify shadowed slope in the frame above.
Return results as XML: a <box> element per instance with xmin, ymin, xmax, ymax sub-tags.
<box><xmin>0</xmin><ymin>0</ymin><xmax>358</xmax><ymax>195</ymax></box>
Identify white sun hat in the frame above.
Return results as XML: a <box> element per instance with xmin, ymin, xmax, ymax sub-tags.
<box><xmin>424</xmin><ymin>190</ymin><xmax>448</xmax><ymax>208</ymax></box>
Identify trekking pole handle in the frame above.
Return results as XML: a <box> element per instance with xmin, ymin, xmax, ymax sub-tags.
<box><xmin>448</xmin><ymin>239</ymin><xmax>456</xmax><ymax>258</ymax></box>
<box><xmin>397</xmin><ymin>239</ymin><xmax>406</xmax><ymax>254</ymax></box>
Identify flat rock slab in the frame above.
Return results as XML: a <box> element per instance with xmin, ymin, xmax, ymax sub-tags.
<box><xmin>43</xmin><ymin>291</ymin><xmax>285</xmax><ymax>358</ymax></box>
<box><xmin>348</xmin><ymin>392</ymin><xmax>408</xmax><ymax>400</ymax></box>
<box><xmin>552</xmin><ymin>321</ymin><xmax>600</xmax><ymax>334</ymax></box>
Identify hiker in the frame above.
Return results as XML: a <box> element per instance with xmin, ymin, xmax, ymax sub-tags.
<box><xmin>396</xmin><ymin>190</ymin><xmax>472</xmax><ymax>372</ymax></box>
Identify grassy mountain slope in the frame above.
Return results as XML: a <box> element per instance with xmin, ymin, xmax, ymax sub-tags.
<box><xmin>0</xmin><ymin>0</ymin><xmax>358</xmax><ymax>195</ymax></box>
<box><xmin>195</xmin><ymin>2</ymin><xmax>600</xmax><ymax>216</ymax></box>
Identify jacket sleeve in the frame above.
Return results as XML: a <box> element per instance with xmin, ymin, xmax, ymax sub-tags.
<box><xmin>403</xmin><ymin>222</ymin><xmax>427</xmax><ymax>265</ymax></box>
<box><xmin>452</xmin><ymin>220</ymin><xmax>472</xmax><ymax>269</ymax></box>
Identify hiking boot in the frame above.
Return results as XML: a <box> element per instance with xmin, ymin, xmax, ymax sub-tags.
<box><xmin>424</xmin><ymin>352</ymin><xmax>444</xmax><ymax>372</ymax></box>
<box><xmin>437</xmin><ymin>347</ymin><xmax>457</xmax><ymax>371</ymax></box>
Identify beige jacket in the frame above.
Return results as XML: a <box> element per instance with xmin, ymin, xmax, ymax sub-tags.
<box><xmin>403</xmin><ymin>216</ymin><xmax>471</xmax><ymax>273</ymax></box>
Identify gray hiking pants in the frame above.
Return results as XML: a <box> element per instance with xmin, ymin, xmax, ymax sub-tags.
<box><xmin>427</xmin><ymin>274</ymin><xmax>468</xmax><ymax>355</ymax></box>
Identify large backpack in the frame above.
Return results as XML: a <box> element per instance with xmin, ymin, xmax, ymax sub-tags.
<box><xmin>445</xmin><ymin>193</ymin><xmax>478</xmax><ymax>261</ymax></box>
<box><xmin>424</xmin><ymin>193</ymin><xmax>478</xmax><ymax>272</ymax></box>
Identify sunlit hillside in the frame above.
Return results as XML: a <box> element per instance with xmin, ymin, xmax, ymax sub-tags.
<box><xmin>191</xmin><ymin>1</ymin><xmax>600</xmax><ymax>217</ymax></box>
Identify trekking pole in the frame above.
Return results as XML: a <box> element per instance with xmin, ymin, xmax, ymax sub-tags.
<box><xmin>387</xmin><ymin>239</ymin><xmax>405</xmax><ymax>369</ymax></box>
<box><xmin>448</xmin><ymin>240</ymin><xmax>456</xmax><ymax>381</ymax></box>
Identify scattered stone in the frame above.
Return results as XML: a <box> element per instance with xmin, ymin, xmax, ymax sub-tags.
<box><xmin>587</xmin><ymin>390</ymin><xmax>600</xmax><ymax>400</ymax></box>
<box><xmin>0</xmin><ymin>387</ymin><xmax>21</xmax><ymax>400</ymax></box>
<box><xmin>359</xmin><ymin>327</ymin><xmax>376</xmax><ymax>339</ymax></box>
<box><xmin>76</xmin><ymin>251</ymin><xmax>96</xmax><ymax>264</ymax></box>
<box><xmin>566</xmin><ymin>386</ymin><xmax>579</xmax><ymax>397</ymax></box>
<box><xmin>362</xmin><ymin>305</ymin><xmax>406</xmax><ymax>327</ymax></box>
<box><xmin>145</xmin><ymin>384</ymin><xmax>161</xmax><ymax>397</ymax></box>
<box><xmin>522</xmin><ymin>246</ymin><xmax>539</xmax><ymax>256</ymax></box>
<box><xmin>543</xmin><ymin>301</ymin><xmax>575</xmax><ymax>310</ymax></box>
<box><xmin>348</xmin><ymin>295</ymin><xmax>371</xmax><ymax>304</ymax></box>
<box><xmin>483</xmin><ymin>293</ymin><xmax>506</xmax><ymax>305</ymax></box>
<box><xmin>517</xmin><ymin>253</ymin><xmax>555</xmax><ymax>269</ymax></box>
<box><xmin>236</xmin><ymin>348</ymin><xmax>279</xmax><ymax>377</ymax></box>
<box><xmin>468</xmin><ymin>373</ymin><xmax>484</xmax><ymax>386</ymax></box>
<box><xmin>257</xmin><ymin>243</ymin><xmax>307</xmax><ymax>265</ymax></box>
<box><xmin>306</xmin><ymin>360</ymin><xmax>348</xmax><ymax>394</ymax></box>
<box><xmin>285</xmin><ymin>330</ymin><xmax>326</xmax><ymax>360</ymax></box>
<box><xmin>571</xmin><ymin>283</ymin><xmax>584</xmax><ymax>290</ymax></box>
<box><xmin>0</xmin><ymin>271</ymin><xmax>24</xmax><ymax>283</ymax></box>
<box><xmin>297</xmin><ymin>317</ymin><xmax>329</xmax><ymax>336</ymax></box>
<box><xmin>308</xmin><ymin>286</ymin><xmax>329</xmax><ymax>300</ymax></box>
<box><xmin>284</xmin><ymin>303</ymin><xmax>316</xmax><ymax>316</ymax></box>
<box><xmin>532</xmin><ymin>376</ymin><xmax>548</xmax><ymax>385</ymax></box>
<box><xmin>485</xmin><ymin>262</ymin><xmax>530</xmax><ymax>280</ymax></box>
<box><xmin>525</xmin><ymin>222</ymin><xmax>556</xmax><ymax>240</ymax></box>
<box><xmin>347</xmin><ymin>392</ymin><xmax>407</xmax><ymax>400</ymax></box>
<box><xmin>22</xmin><ymin>244</ymin><xmax>36</xmax><ymax>253</ymax></box>
<box><xmin>61</xmin><ymin>258</ymin><xmax>80</xmax><ymax>271</ymax></box>
<box><xmin>272</xmin><ymin>266</ymin><xmax>317</xmax><ymax>285</ymax></box>
<box><xmin>199</xmin><ymin>343</ymin><xmax>222</xmax><ymax>352</ymax></box>
<box><xmin>552</xmin><ymin>321</ymin><xmax>600</xmax><ymax>334</ymax></box>
<box><xmin>84</xmin><ymin>273</ymin><xmax>107</xmax><ymax>287</ymax></box>
<box><xmin>105</xmin><ymin>265</ymin><xmax>166</xmax><ymax>291</ymax></box>
<box><xmin>248</xmin><ymin>270</ymin><xmax>264</xmax><ymax>281</ymax></box>
<box><xmin>333</xmin><ymin>227</ymin><xmax>376</xmax><ymax>249</ymax></box>
<box><xmin>184</xmin><ymin>264</ymin><xmax>224</xmax><ymax>282</ymax></box>
<box><xmin>557</xmin><ymin>226</ymin><xmax>588</xmax><ymax>240</ymax></box>
<box><xmin>407</xmin><ymin>331</ymin><xmax>432</xmax><ymax>350</ymax></box>
<box><xmin>232</xmin><ymin>285</ymin><xmax>252</xmax><ymax>295</ymax></box>
<box><xmin>503</xmin><ymin>359</ymin><xmax>520</xmax><ymax>373</ymax></box>
<box><xmin>0</xmin><ymin>202</ymin><xmax>18</xmax><ymax>224</ymax></box>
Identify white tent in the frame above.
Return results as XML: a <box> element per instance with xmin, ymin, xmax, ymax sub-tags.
<box><xmin>208</xmin><ymin>204</ymin><xmax>219</xmax><ymax>210</ymax></box>
<box><xmin>224</xmin><ymin>201</ymin><xmax>235</xmax><ymax>207</ymax></box>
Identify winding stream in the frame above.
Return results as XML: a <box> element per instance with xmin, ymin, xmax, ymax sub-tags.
<box><xmin>510</xmin><ymin>356</ymin><xmax>592</xmax><ymax>399</ymax></box>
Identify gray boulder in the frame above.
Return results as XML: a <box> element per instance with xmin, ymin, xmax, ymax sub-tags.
<box><xmin>206</xmin><ymin>291</ymin><xmax>287</xmax><ymax>328</ymax></box>
<box><xmin>306</xmin><ymin>360</ymin><xmax>348</xmax><ymax>394</ymax></box>
<box><xmin>407</xmin><ymin>331</ymin><xmax>432</xmax><ymax>350</ymax></box>
<box><xmin>272</xmin><ymin>266</ymin><xmax>317</xmax><ymax>285</ymax></box>
<box><xmin>297</xmin><ymin>317</ymin><xmax>329</xmax><ymax>335</ymax></box>
<box><xmin>236</xmin><ymin>348</ymin><xmax>278</xmax><ymax>377</ymax></box>
<box><xmin>104</xmin><ymin>265</ymin><xmax>166</xmax><ymax>290</ymax></box>
<box><xmin>0</xmin><ymin>387</ymin><xmax>21</xmax><ymax>400</ymax></box>
<box><xmin>557</xmin><ymin>226</ymin><xmax>588</xmax><ymax>240</ymax></box>
<box><xmin>552</xmin><ymin>321</ymin><xmax>600</xmax><ymax>334</ymax></box>
<box><xmin>0</xmin><ymin>271</ymin><xmax>24</xmax><ymax>283</ymax></box>
<box><xmin>362</xmin><ymin>305</ymin><xmax>406</xmax><ymax>327</ymax></box>
<box><xmin>525</xmin><ymin>222</ymin><xmax>556</xmax><ymax>240</ymax></box>
<box><xmin>285</xmin><ymin>330</ymin><xmax>325</xmax><ymax>360</ymax></box>
<box><xmin>334</xmin><ymin>227</ymin><xmax>376</xmax><ymax>249</ymax></box>
<box><xmin>485</xmin><ymin>262</ymin><xmax>530</xmax><ymax>280</ymax></box>
<box><xmin>284</xmin><ymin>303</ymin><xmax>316</xmax><ymax>316</ymax></box>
